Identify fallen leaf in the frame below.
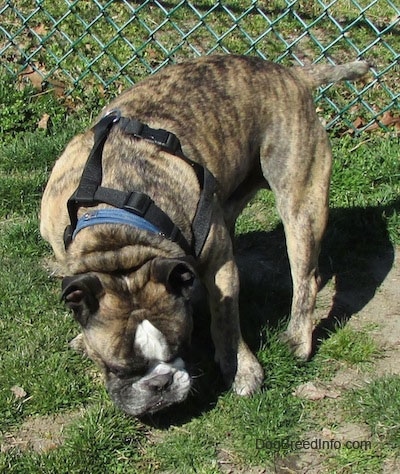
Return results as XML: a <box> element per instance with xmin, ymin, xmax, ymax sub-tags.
<box><xmin>352</xmin><ymin>116</ymin><xmax>364</xmax><ymax>129</ymax></box>
<box><xmin>46</xmin><ymin>79</ymin><xmax>67</xmax><ymax>98</ymax></box>
<box><xmin>364</xmin><ymin>111</ymin><xmax>400</xmax><ymax>132</ymax></box>
<box><xmin>11</xmin><ymin>385</ymin><xmax>27</xmax><ymax>399</ymax></box>
<box><xmin>380</xmin><ymin>110</ymin><xmax>400</xmax><ymax>127</ymax></box>
<box><xmin>293</xmin><ymin>381</ymin><xmax>340</xmax><ymax>400</ymax></box>
<box><xmin>38</xmin><ymin>113</ymin><xmax>50</xmax><ymax>130</ymax></box>
<box><xmin>18</xmin><ymin>65</ymin><xmax>44</xmax><ymax>90</ymax></box>
<box><xmin>33</xmin><ymin>23</ymin><xmax>47</xmax><ymax>36</ymax></box>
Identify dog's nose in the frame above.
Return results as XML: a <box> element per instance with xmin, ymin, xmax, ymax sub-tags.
<box><xmin>146</xmin><ymin>371</ymin><xmax>173</xmax><ymax>392</ymax></box>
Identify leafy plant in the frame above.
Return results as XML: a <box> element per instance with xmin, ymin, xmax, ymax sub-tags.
<box><xmin>0</xmin><ymin>69</ymin><xmax>67</xmax><ymax>141</ymax></box>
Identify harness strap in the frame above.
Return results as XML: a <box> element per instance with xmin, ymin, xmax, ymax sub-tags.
<box><xmin>92</xmin><ymin>186</ymin><xmax>192</xmax><ymax>254</ymax></box>
<box><xmin>73</xmin><ymin>209</ymin><xmax>162</xmax><ymax>239</ymax></box>
<box><xmin>64</xmin><ymin>110</ymin><xmax>216</xmax><ymax>258</ymax></box>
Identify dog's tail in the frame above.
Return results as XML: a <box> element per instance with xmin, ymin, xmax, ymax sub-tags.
<box><xmin>296</xmin><ymin>61</ymin><xmax>370</xmax><ymax>88</ymax></box>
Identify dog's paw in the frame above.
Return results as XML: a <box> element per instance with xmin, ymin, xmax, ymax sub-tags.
<box><xmin>232</xmin><ymin>350</ymin><xmax>264</xmax><ymax>396</ymax></box>
<box><xmin>69</xmin><ymin>333</ymin><xmax>87</xmax><ymax>355</ymax></box>
<box><xmin>280</xmin><ymin>329</ymin><xmax>312</xmax><ymax>361</ymax></box>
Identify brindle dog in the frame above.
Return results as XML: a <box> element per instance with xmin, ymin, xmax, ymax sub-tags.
<box><xmin>40</xmin><ymin>55</ymin><xmax>369</xmax><ymax>416</ymax></box>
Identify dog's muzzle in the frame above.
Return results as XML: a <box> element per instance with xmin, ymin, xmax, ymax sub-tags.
<box><xmin>106</xmin><ymin>358</ymin><xmax>191</xmax><ymax>416</ymax></box>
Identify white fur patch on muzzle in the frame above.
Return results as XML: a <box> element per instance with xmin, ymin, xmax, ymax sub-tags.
<box><xmin>134</xmin><ymin>319</ymin><xmax>170</xmax><ymax>361</ymax></box>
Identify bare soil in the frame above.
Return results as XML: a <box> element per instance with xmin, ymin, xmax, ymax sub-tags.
<box><xmin>1</xmin><ymin>410</ymin><xmax>83</xmax><ymax>454</ymax></box>
<box><xmin>272</xmin><ymin>247</ymin><xmax>400</xmax><ymax>474</ymax></box>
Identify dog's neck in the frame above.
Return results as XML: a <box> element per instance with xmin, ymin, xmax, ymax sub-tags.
<box><xmin>64</xmin><ymin>111</ymin><xmax>217</xmax><ymax>258</ymax></box>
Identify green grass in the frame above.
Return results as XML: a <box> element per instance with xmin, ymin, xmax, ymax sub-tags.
<box><xmin>348</xmin><ymin>376</ymin><xmax>400</xmax><ymax>449</ymax></box>
<box><xmin>1</xmin><ymin>74</ymin><xmax>399</xmax><ymax>472</ymax></box>
<box><xmin>0</xmin><ymin>406</ymin><xmax>146</xmax><ymax>474</ymax></box>
<box><xmin>0</xmin><ymin>218</ymin><xmax>99</xmax><ymax>429</ymax></box>
<box><xmin>321</xmin><ymin>376</ymin><xmax>400</xmax><ymax>473</ymax></box>
<box><xmin>2</xmin><ymin>0</ymin><xmax>398</xmax><ymax>132</ymax></box>
<box><xmin>317</xmin><ymin>324</ymin><xmax>380</xmax><ymax>366</ymax></box>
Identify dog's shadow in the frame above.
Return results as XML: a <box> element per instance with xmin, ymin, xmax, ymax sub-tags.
<box><xmin>237</xmin><ymin>200</ymin><xmax>397</xmax><ymax>349</ymax></box>
<box><xmin>141</xmin><ymin>199</ymin><xmax>398</xmax><ymax>427</ymax></box>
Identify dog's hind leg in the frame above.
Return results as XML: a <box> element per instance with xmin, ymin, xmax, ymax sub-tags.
<box><xmin>261</xmin><ymin>126</ymin><xmax>332</xmax><ymax>360</ymax></box>
<box><xmin>279</xmin><ymin>207</ymin><xmax>326</xmax><ymax>360</ymax></box>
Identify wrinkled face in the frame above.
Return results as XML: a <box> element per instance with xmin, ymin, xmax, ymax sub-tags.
<box><xmin>61</xmin><ymin>257</ymin><xmax>195</xmax><ymax>416</ymax></box>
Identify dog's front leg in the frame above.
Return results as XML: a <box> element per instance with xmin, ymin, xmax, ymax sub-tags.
<box><xmin>202</xmin><ymin>223</ymin><xmax>264</xmax><ymax>396</ymax></box>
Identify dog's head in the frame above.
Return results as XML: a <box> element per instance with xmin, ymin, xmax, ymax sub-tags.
<box><xmin>61</xmin><ymin>257</ymin><xmax>195</xmax><ymax>416</ymax></box>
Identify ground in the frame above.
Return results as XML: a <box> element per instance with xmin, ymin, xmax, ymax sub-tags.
<box><xmin>1</xmin><ymin>239</ymin><xmax>399</xmax><ymax>473</ymax></box>
<box><xmin>273</xmin><ymin>247</ymin><xmax>400</xmax><ymax>474</ymax></box>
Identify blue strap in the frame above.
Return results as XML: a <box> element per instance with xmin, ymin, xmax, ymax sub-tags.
<box><xmin>72</xmin><ymin>208</ymin><xmax>162</xmax><ymax>240</ymax></box>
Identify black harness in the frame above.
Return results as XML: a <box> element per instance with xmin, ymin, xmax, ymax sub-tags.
<box><xmin>64</xmin><ymin>110</ymin><xmax>217</xmax><ymax>258</ymax></box>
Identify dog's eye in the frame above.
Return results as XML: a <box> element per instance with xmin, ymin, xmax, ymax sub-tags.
<box><xmin>107</xmin><ymin>363</ymin><xmax>146</xmax><ymax>379</ymax></box>
<box><xmin>110</xmin><ymin>367</ymin><xmax>132</xmax><ymax>379</ymax></box>
<box><xmin>108</xmin><ymin>365</ymin><xmax>134</xmax><ymax>379</ymax></box>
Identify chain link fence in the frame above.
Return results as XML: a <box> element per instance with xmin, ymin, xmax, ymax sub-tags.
<box><xmin>0</xmin><ymin>0</ymin><xmax>399</xmax><ymax>132</ymax></box>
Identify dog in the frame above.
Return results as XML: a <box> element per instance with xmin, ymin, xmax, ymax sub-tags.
<box><xmin>40</xmin><ymin>55</ymin><xmax>369</xmax><ymax>416</ymax></box>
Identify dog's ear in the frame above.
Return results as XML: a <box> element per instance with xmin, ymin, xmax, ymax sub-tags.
<box><xmin>151</xmin><ymin>258</ymin><xmax>196</xmax><ymax>298</ymax></box>
<box><xmin>61</xmin><ymin>274</ymin><xmax>103</xmax><ymax>326</ymax></box>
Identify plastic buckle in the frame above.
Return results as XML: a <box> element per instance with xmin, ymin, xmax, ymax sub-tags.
<box><xmin>164</xmin><ymin>132</ymin><xmax>180</xmax><ymax>153</ymax></box>
<box><xmin>124</xmin><ymin>192</ymin><xmax>152</xmax><ymax>217</ymax></box>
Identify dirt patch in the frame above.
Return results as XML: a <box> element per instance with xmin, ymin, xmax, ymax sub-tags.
<box><xmin>1</xmin><ymin>410</ymin><xmax>83</xmax><ymax>454</ymax></box>
<box><xmin>274</xmin><ymin>247</ymin><xmax>400</xmax><ymax>473</ymax></box>
<box><xmin>217</xmin><ymin>446</ymin><xmax>269</xmax><ymax>474</ymax></box>
<box><xmin>321</xmin><ymin>247</ymin><xmax>400</xmax><ymax>380</ymax></box>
